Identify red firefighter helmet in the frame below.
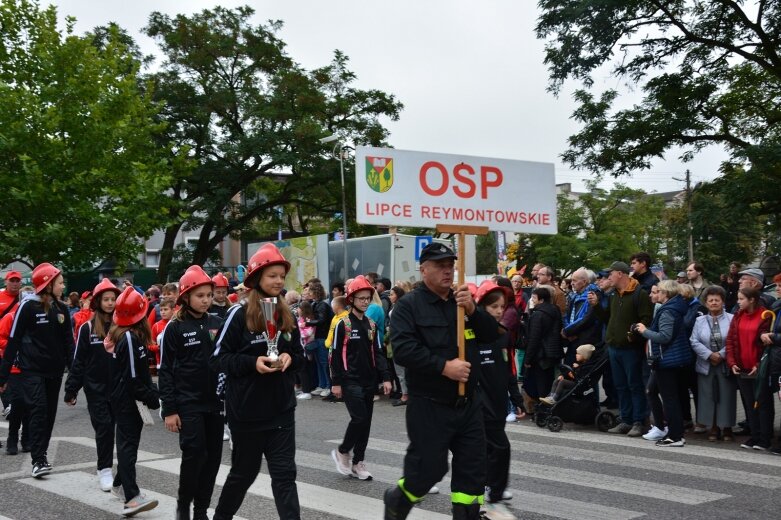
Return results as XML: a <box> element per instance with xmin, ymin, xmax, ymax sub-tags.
<box><xmin>245</xmin><ymin>243</ymin><xmax>290</xmax><ymax>287</ymax></box>
<box><xmin>466</xmin><ymin>282</ymin><xmax>479</xmax><ymax>300</ymax></box>
<box><xmin>90</xmin><ymin>278</ymin><xmax>121</xmax><ymax>310</ymax></box>
<box><xmin>346</xmin><ymin>275</ymin><xmax>375</xmax><ymax>303</ymax></box>
<box><xmin>475</xmin><ymin>280</ymin><xmax>512</xmax><ymax>306</ymax></box>
<box><xmin>32</xmin><ymin>262</ymin><xmax>62</xmax><ymax>294</ymax></box>
<box><xmin>212</xmin><ymin>272</ymin><xmax>229</xmax><ymax>288</ymax></box>
<box><xmin>178</xmin><ymin>265</ymin><xmax>214</xmax><ymax>305</ymax></box>
<box><xmin>113</xmin><ymin>287</ymin><xmax>148</xmax><ymax>326</ymax></box>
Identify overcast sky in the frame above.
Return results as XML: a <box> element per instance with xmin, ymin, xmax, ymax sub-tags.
<box><xmin>53</xmin><ymin>0</ymin><xmax>728</xmax><ymax>194</ymax></box>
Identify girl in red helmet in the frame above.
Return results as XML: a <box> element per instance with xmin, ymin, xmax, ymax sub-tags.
<box><xmin>474</xmin><ymin>280</ymin><xmax>523</xmax><ymax>520</ymax></box>
<box><xmin>106</xmin><ymin>286</ymin><xmax>160</xmax><ymax>516</ymax></box>
<box><xmin>210</xmin><ymin>243</ymin><xmax>304</xmax><ymax>520</ymax></box>
<box><xmin>0</xmin><ymin>263</ymin><xmax>74</xmax><ymax>478</ymax></box>
<box><xmin>209</xmin><ymin>272</ymin><xmax>231</xmax><ymax>320</ymax></box>
<box><xmin>329</xmin><ymin>275</ymin><xmax>392</xmax><ymax>481</ymax></box>
<box><xmin>159</xmin><ymin>265</ymin><xmax>224</xmax><ymax>520</ymax></box>
<box><xmin>64</xmin><ymin>278</ymin><xmax>121</xmax><ymax>492</ymax></box>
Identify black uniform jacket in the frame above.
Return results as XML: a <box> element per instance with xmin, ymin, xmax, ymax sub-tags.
<box><xmin>110</xmin><ymin>330</ymin><xmax>159</xmax><ymax>409</ymax></box>
<box><xmin>209</xmin><ymin>303</ymin><xmax>304</xmax><ymax>430</ymax></box>
<box><xmin>158</xmin><ymin>312</ymin><xmax>223</xmax><ymax>418</ymax></box>
<box><xmin>478</xmin><ymin>333</ymin><xmax>523</xmax><ymax>423</ymax></box>
<box><xmin>64</xmin><ymin>319</ymin><xmax>113</xmax><ymax>400</ymax></box>
<box><xmin>208</xmin><ymin>303</ymin><xmax>229</xmax><ymax>321</ymax></box>
<box><xmin>0</xmin><ymin>295</ymin><xmax>75</xmax><ymax>385</ymax></box>
<box><xmin>390</xmin><ymin>285</ymin><xmax>500</xmax><ymax>403</ymax></box>
<box><xmin>330</xmin><ymin>311</ymin><xmax>390</xmax><ymax>387</ymax></box>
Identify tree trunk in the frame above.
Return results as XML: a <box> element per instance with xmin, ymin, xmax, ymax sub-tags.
<box><xmin>157</xmin><ymin>223</ymin><xmax>183</xmax><ymax>283</ymax></box>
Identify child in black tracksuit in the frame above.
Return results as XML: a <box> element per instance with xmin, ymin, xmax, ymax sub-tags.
<box><xmin>0</xmin><ymin>263</ymin><xmax>74</xmax><ymax>478</ymax></box>
<box><xmin>159</xmin><ymin>265</ymin><xmax>224</xmax><ymax>520</ymax></box>
<box><xmin>107</xmin><ymin>287</ymin><xmax>160</xmax><ymax>516</ymax></box>
<box><xmin>209</xmin><ymin>243</ymin><xmax>304</xmax><ymax>520</ymax></box>
<box><xmin>475</xmin><ymin>281</ymin><xmax>523</xmax><ymax>518</ymax></box>
<box><xmin>329</xmin><ymin>276</ymin><xmax>392</xmax><ymax>480</ymax></box>
<box><xmin>64</xmin><ymin>279</ymin><xmax>121</xmax><ymax>492</ymax></box>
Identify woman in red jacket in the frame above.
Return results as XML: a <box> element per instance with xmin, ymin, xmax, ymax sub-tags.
<box><xmin>726</xmin><ymin>287</ymin><xmax>772</xmax><ymax>450</ymax></box>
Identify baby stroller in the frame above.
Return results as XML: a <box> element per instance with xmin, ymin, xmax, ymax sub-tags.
<box><xmin>534</xmin><ymin>344</ymin><xmax>618</xmax><ymax>432</ymax></box>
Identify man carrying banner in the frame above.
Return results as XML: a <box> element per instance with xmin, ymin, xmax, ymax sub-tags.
<box><xmin>384</xmin><ymin>242</ymin><xmax>501</xmax><ymax>520</ymax></box>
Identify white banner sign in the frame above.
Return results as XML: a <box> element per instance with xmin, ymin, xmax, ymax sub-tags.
<box><xmin>355</xmin><ymin>147</ymin><xmax>557</xmax><ymax>234</ymax></box>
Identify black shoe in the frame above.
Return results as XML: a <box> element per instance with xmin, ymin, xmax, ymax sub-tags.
<box><xmin>384</xmin><ymin>486</ymin><xmax>414</xmax><ymax>520</ymax></box>
<box><xmin>392</xmin><ymin>399</ymin><xmax>408</xmax><ymax>407</ymax></box>
<box><xmin>192</xmin><ymin>510</ymin><xmax>209</xmax><ymax>520</ymax></box>
<box><xmin>6</xmin><ymin>440</ymin><xmax>18</xmax><ymax>455</ymax></box>
<box><xmin>770</xmin><ymin>446</ymin><xmax>781</xmax><ymax>456</ymax></box>
<box><xmin>452</xmin><ymin>502</ymin><xmax>480</xmax><ymax>520</ymax></box>
<box><xmin>600</xmin><ymin>399</ymin><xmax>618</xmax><ymax>409</ymax></box>
<box><xmin>31</xmin><ymin>461</ymin><xmax>51</xmax><ymax>478</ymax></box>
<box><xmin>389</xmin><ymin>391</ymin><xmax>402</xmax><ymax>400</ymax></box>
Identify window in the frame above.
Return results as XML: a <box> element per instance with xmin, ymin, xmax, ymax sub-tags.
<box><xmin>145</xmin><ymin>250</ymin><xmax>160</xmax><ymax>268</ymax></box>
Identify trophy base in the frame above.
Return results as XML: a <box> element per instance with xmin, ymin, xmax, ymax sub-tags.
<box><xmin>265</xmin><ymin>354</ymin><xmax>282</xmax><ymax>369</ymax></box>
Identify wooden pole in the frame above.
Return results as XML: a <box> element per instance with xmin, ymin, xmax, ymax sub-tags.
<box><xmin>436</xmin><ymin>224</ymin><xmax>489</xmax><ymax>396</ymax></box>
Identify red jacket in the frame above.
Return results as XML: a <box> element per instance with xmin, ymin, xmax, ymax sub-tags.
<box><xmin>726</xmin><ymin>306</ymin><xmax>771</xmax><ymax>371</ymax></box>
<box><xmin>72</xmin><ymin>308</ymin><xmax>93</xmax><ymax>341</ymax></box>
<box><xmin>0</xmin><ymin>304</ymin><xmax>21</xmax><ymax>374</ymax></box>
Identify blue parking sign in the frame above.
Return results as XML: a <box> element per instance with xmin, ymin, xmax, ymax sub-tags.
<box><xmin>415</xmin><ymin>236</ymin><xmax>433</xmax><ymax>261</ymax></box>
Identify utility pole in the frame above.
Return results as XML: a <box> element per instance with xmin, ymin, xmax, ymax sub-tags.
<box><xmin>673</xmin><ymin>169</ymin><xmax>694</xmax><ymax>263</ymax></box>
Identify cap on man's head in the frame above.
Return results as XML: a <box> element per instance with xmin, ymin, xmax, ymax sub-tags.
<box><xmin>605</xmin><ymin>261</ymin><xmax>630</xmax><ymax>274</ymax></box>
<box><xmin>738</xmin><ymin>268</ymin><xmax>765</xmax><ymax>285</ymax></box>
<box><xmin>5</xmin><ymin>271</ymin><xmax>21</xmax><ymax>281</ymax></box>
<box><xmin>676</xmin><ymin>271</ymin><xmax>687</xmax><ymax>279</ymax></box>
<box><xmin>596</xmin><ymin>270</ymin><xmax>609</xmax><ymax>279</ymax></box>
<box><xmin>420</xmin><ymin>243</ymin><xmax>457</xmax><ymax>264</ymax></box>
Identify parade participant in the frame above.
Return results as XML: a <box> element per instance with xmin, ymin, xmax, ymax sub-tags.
<box><xmin>210</xmin><ymin>243</ymin><xmax>304</xmax><ymax>520</ymax></box>
<box><xmin>159</xmin><ymin>266</ymin><xmax>223</xmax><ymax>520</ymax></box>
<box><xmin>149</xmin><ymin>299</ymin><xmax>174</xmax><ymax>369</ymax></box>
<box><xmin>106</xmin><ymin>286</ymin><xmax>160</xmax><ymax>516</ymax></box>
<box><xmin>385</xmin><ymin>242</ymin><xmax>500</xmax><ymax>520</ymax></box>
<box><xmin>72</xmin><ymin>293</ymin><xmax>94</xmax><ymax>341</ymax></box>
<box><xmin>0</xmin><ymin>263</ymin><xmax>74</xmax><ymax>478</ymax></box>
<box><xmin>64</xmin><ymin>278</ymin><xmax>121</xmax><ymax>491</ymax></box>
<box><xmin>209</xmin><ymin>272</ymin><xmax>231</xmax><ymax>320</ymax></box>
<box><xmin>0</xmin><ymin>270</ymin><xmax>22</xmax><ymax>319</ymax></box>
<box><xmin>474</xmin><ymin>280</ymin><xmax>520</xmax><ymax>520</ymax></box>
<box><xmin>330</xmin><ymin>276</ymin><xmax>392</xmax><ymax>480</ymax></box>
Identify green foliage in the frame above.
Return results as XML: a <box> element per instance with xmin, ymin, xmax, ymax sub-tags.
<box><xmin>0</xmin><ymin>0</ymin><xmax>176</xmax><ymax>271</ymax></box>
<box><xmin>516</xmin><ymin>181</ymin><xmax>666</xmax><ymax>275</ymax></box>
<box><xmin>143</xmin><ymin>6</ymin><xmax>402</xmax><ymax>279</ymax></box>
<box><xmin>476</xmin><ymin>233</ymin><xmax>498</xmax><ymax>275</ymax></box>
<box><xmin>536</xmin><ymin>0</ymin><xmax>781</xmax><ymax>214</ymax></box>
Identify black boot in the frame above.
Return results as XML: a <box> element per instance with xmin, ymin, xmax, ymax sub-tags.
<box><xmin>192</xmin><ymin>508</ymin><xmax>209</xmax><ymax>520</ymax></box>
<box><xmin>5</xmin><ymin>434</ymin><xmax>17</xmax><ymax>455</ymax></box>
<box><xmin>452</xmin><ymin>503</ymin><xmax>481</xmax><ymax>520</ymax></box>
<box><xmin>384</xmin><ymin>486</ymin><xmax>415</xmax><ymax>520</ymax></box>
<box><xmin>176</xmin><ymin>501</ymin><xmax>191</xmax><ymax>520</ymax></box>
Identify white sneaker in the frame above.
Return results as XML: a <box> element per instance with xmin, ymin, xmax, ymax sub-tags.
<box><xmin>505</xmin><ymin>412</ymin><xmax>517</xmax><ymax>423</ymax></box>
<box><xmin>320</xmin><ymin>388</ymin><xmax>331</xmax><ymax>398</ymax></box>
<box><xmin>428</xmin><ymin>486</ymin><xmax>440</xmax><ymax>494</ymax></box>
<box><xmin>351</xmin><ymin>461</ymin><xmax>372</xmax><ymax>480</ymax></box>
<box><xmin>331</xmin><ymin>449</ymin><xmax>352</xmax><ymax>476</ymax></box>
<box><xmin>502</xmin><ymin>490</ymin><xmax>513</xmax><ymax>501</ymax></box>
<box><xmin>122</xmin><ymin>494</ymin><xmax>158</xmax><ymax>516</ymax></box>
<box><xmin>642</xmin><ymin>426</ymin><xmax>668</xmax><ymax>441</ymax></box>
<box><xmin>98</xmin><ymin>468</ymin><xmax>113</xmax><ymax>492</ymax></box>
<box><xmin>296</xmin><ymin>392</ymin><xmax>312</xmax><ymax>400</ymax></box>
<box><xmin>311</xmin><ymin>387</ymin><xmax>324</xmax><ymax>396</ymax></box>
<box><xmin>223</xmin><ymin>424</ymin><xmax>230</xmax><ymax>442</ymax></box>
<box><xmin>2</xmin><ymin>405</ymin><xmax>10</xmax><ymax>418</ymax></box>
<box><xmin>483</xmin><ymin>501</ymin><xmax>517</xmax><ymax>520</ymax></box>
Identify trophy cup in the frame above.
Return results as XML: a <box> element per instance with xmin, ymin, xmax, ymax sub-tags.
<box><xmin>260</xmin><ymin>297</ymin><xmax>282</xmax><ymax>367</ymax></box>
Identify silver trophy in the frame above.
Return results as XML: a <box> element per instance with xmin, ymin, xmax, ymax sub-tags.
<box><xmin>260</xmin><ymin>297</ymin><xmax>281</xmax><ymax>365</ymax></box>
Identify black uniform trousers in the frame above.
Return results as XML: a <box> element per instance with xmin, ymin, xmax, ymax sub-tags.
<box><xmin>484</xmin><ymin>421</ymin><xmax>510</xmax><ymax>503</ymax></box>
<box><xmin>5</xmin><ymin>374</ymin><xmax>30</xmax><ymax>448</ymax></box>
<box><xmin>18</xmin><ymin>374</ymin><xmax>61</xmax><ymax>463</ymax></box>
<box><xmin>338</xmin><ymin>384</ymin><xmax>375</xmax><ymax>464</ymax></box>
<box><xmin>178</xmin><ymin>411</ymin><xmax>224</xmax><ymax>510</ymax></box>
<box><xmin>402</xmin><ymin>396</ymin><xmax>485</xmax><ymax>500</ymax></box>
<box><xmin>112</xmin><ymin>401</ymin><xmax>143</xmax><ymax>502</ymax></box>
<box><xmin>214</xmin><ymin>423</ymin><xmax>300</xmax><ymax>520</ymax></box>
<box><xmin>86</xmin><ymin>395</ymin><xmax>115</xmax><ymax>471</ymax></box>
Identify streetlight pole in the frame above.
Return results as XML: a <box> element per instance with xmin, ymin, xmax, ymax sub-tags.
<box><xmin>319</xmin><ymin>134</ymin><xmax>350</xmax><ymax>280</ymax></box>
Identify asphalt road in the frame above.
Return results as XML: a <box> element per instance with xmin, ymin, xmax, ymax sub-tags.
<box><xmin>1</xmin><ymin>383</ymin><xmax>780</xmax><ymax>519</ymax></box>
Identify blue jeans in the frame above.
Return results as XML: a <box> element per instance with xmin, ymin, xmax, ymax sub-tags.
<box><xmin>608</xmin><ymin>346</ymin><xmax>647</xmax><ymax>424</ymax></box>
<box><xmin>313</xmin><ymin>339</ymin><xmax>331</xmax><ymax>390</ymax></box>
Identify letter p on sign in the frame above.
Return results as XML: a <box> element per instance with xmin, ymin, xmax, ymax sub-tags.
<box><xmin>415</xmin><ymin>236</ymin><xmax>433</xmax><ymax>261</ymax></box>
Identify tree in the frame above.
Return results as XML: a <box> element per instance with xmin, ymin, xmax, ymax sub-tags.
<box><xmin>516</xmin><ymin>181</ymin><xmax>666</xmax><ymax>275</ymax></box>
<box><xmin>0</xmin><ymin>0</ymin><xmax>175</xmax><ymax>271</ymax></box>
<box><xmin>536</xmin><ymin>1</ymin><xmax>781</xmax><ymax>213</ymax></box>
<box><xmin>144</xmin><ymin>6</ymin><xmax>402</xmax><ymax>280</ymax></box>
<box><xmin>476</xmin><ymin>232</ymin><xmax>498</xmax><ymax>275</ymax></box>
